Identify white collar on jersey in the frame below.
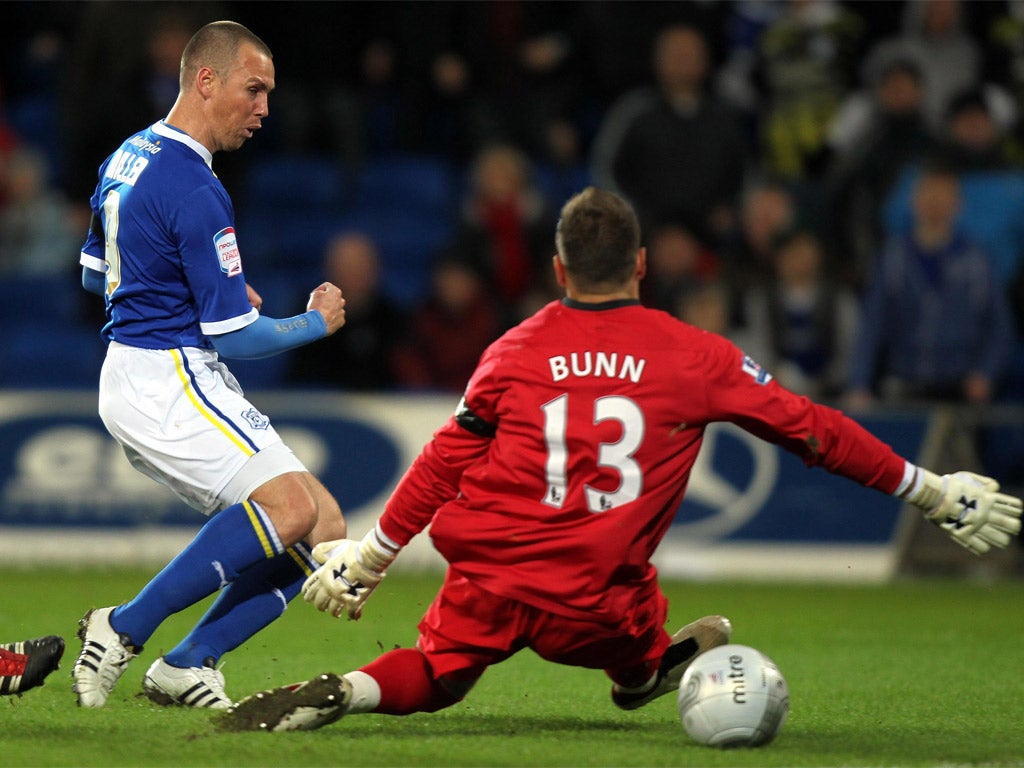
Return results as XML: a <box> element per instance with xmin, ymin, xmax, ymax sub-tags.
<box><xmin>151</xmin><ymin>121</ymin><xmax>214</xmax><ymax>169</ymax></box>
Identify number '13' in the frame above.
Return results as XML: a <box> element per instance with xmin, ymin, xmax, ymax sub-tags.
<box><xmin>541</xmin><ymin>394</ymin><xmax>644</xmax><ymax>513</ymax></box>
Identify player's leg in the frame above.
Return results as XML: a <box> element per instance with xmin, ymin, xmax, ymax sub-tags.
<box><xmin>608</xmin><ymin>615</ymin><xmax>732</xmax><ymax>710</ymax></box>
<box><xmin>0</xmin><ymin>636</ymin><xmax>65</xmax><ymax>695</ymax></box>
<box><xmin>526</xmin><ymin>582</ymin><xmax>731</xmax><ymax>710</ymax></box>
<box><xmin>141</xmin><ymin>473</ymin><xmax>344</xmax><ymax>708</ymax></box>
<box><xmin>598</xmin><ymin>583</ymin><xmax>731</xmax><ymax>710</ymax></box>
<box><xmin>73</xmin><ymin>491</ymin><xmax>298</xmax><ymax>707</ymax></box>
<box><xmin>74</xmin><ymin>348</ymin><xmax>341</xmax><ymax>707</ymax></box>
<box><xmin>142</xmin><ymin>542</ymin><xmax>319</xmax><ymax>709</ymax></box>
<box><xmin>219</xmin><ymin>570</ymin><xmax>520</xmax><ymax>731</ymax></box>
<box><xmin>219</xmin><ymin>643</ymin><xmax>482</xmax><ymax>732</ymax></box>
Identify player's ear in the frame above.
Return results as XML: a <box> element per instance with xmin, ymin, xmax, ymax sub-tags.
<box><xmin>552</xmin><ymin>254</ymin><xmax>567</xmax><ymax>287</ymax></box>
<box><xmin>635</xmin><ymin>248</ymin><xmax>647</xmax><ymax>281</ymax></box>
<box><xmin>196</xmin><ymin>65</ymin><xmax>217</xmax><ymax>97</ymax></box>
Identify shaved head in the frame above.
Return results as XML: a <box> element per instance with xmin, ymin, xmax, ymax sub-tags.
<box><xmin>179</xmin><ymin>21</ymin><xmax>271</xmax><ymax>90</ymax></box>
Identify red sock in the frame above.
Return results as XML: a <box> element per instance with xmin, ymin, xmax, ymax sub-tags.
<box><xmin>359</xmin><ymin>648</ymin><xmax>460</xmax><ymax>714</ymax></box>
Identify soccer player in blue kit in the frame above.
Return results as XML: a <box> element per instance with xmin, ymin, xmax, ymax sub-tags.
<box><xmin>72</xmin><ymin>21</ymin><xmax>348</xmax><ymax>710</ymax></box>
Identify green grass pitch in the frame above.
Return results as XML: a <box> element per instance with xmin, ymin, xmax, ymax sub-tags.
<box><xmin>2</xmin><ymin>567</ymin><xmax>1023</xmax><ymax>767</ymax></box>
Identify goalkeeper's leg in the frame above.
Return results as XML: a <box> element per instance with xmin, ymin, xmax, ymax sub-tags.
<box><xmin>220</xmin><ymin>649</ymin><xmax>474</xmax><ymax>732</ymax></box>
<box><xmin>355</xmin><ymin>648</ymin><xmax>478</xmax><ymax>714</ymax></box>
<box><xmin>609</xmin><ymin>615</ymin><xmax>732</xmax><ymax>710</ymax></box>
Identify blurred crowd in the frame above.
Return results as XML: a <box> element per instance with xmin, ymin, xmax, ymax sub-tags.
<box><xmin>3</xmin><ymin>0</ymin><xmax>1024</xmax><ymax>424</ymax></box>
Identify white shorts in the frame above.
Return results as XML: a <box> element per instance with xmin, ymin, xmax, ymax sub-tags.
<box><xmin>98</xmin><ymin>342</ymin><xmax>307</xmax><ymax>515</ymax></box>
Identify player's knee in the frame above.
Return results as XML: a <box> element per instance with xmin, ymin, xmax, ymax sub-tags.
<box><xmin>303</xmin><ymin>477</ymin><xmax>346</xmax><ymax>545</ymax></box>
<box><xmin>311</xmin><ymin>513</ymin><xmax>346</xmax><ymax>545</ymax></box>
<box><xmin>252</xmin><ymin>476</ymin><xmax>319</xmax><ymax>545</ymax></box>
<box><xmin>435</xmin><ymin>670</ymin><xmax>481</xmax><ymax>705</ymax></box>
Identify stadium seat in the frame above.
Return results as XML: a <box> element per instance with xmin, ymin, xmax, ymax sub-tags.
<box><xmin>0</xmin><ymin>274</ymin><xmax>81</xmax><ymax>325</ymax></box>
<box><xmin>354</xmin><ymin>155</ymin><xmax>457</xmax><ymax>219</ymax></box>
<box><xmin>0</xmin><ymin>324</ymin><xmax>105</xmax><ymax>388</ymax></box>
<box><xmin>533</xmin><ymin>163</ymin><xmax>593</xmax><ymax>209</ymax></box>
<box><xmin>240</xmin><ymin>154</ymin><xmax>351</xmax><ymax>216</ymax></box>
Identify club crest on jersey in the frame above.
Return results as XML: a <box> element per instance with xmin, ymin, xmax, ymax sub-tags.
<box><xmin>741</xmin><ymin>355</ymin><xmax>773</xmax><ymax>385</ymax></box>
<box><xmin>241</xmin><ymin>407</ymin><xmax>269</xmax><ymax>430</ymax></box>
<box><xmin>214</xmin><ymin>227</ymin><xmax>242</xmax><ymax>277</ymax></box>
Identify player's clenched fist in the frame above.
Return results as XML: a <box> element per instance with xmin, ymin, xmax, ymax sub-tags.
<box><xmin>307</xmin><ymin>282</ymin><xmax>346</xmax><ymax>334</ymax></box>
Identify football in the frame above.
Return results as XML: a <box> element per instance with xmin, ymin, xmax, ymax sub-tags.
<box><xmin>677</xmin><ymin>644</ymin><xmax>789</xmax><ymax>748</ymax></box>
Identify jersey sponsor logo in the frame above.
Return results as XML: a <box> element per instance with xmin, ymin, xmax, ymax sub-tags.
<box><xmin>127</xmin><ymin>135</ymin><xmax>162</xmax><ymax>155</ymax></box>
<box><xmin>741</xmin><ymin>355</ymin><xmax>772</xmax><ymax>385</ymax></box>
<box><xmin>214</xmin><ymin>227</ymin><xmax>242</xmax><ymax>277</ymax></box>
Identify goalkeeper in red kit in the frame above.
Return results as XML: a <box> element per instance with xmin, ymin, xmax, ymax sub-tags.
<box><xmin>221</xmin><ymin>187</ymin><xmax>1022</xmax><ymax>732</ymax></box>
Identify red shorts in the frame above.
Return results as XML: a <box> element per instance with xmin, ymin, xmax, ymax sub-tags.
<box><xmin>415</xmin><ymin>568</ymin><xmax>670</xmax><ymax>688</ymax></box>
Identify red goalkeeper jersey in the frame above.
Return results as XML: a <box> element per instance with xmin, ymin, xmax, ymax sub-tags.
<box><xmin>381</xmin><ymin>299</ymin><xmax>907</xmax><ymax>623</ymax></box>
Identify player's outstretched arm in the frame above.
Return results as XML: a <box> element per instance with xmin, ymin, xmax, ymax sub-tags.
<box><xmin>903</xmin><ymin>469</ymin><xmax>1023</xmax><ymax>554</ymax></box>
<box><xmin>302</xmin><ymin>526</ymin><xmax>400</xmax><ymax>620</ymax></box>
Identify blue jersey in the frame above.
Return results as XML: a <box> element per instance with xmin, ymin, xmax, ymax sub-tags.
<box><xmin>80</xmin><ymin>121</ymin><xmax>257</xmax><ymax>349</ymax></box>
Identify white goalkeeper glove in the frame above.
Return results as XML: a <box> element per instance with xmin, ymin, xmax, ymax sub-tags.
<box><xmin>905</xmin><ymin>469</ymin><xmax>1023</xmax><ymax>555</ymax></box>
<box><xmin>301</xmin><ymin>527</ymin><xmax>400</xmax><ymax>619</ymax></box>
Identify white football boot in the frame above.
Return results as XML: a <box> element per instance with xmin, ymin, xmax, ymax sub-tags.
<box><xmin>612</xmin><ymin>615</ymin><xmax>732</xmax><ymax>710</ymax></box>
<box><xmin>143</xmin><ymin>657</ymin><xmax>232</xmax><ymax>710</ymax></box>
<box><xmin>72</xmin><ymin>606</ymin><xmax>142</xmax><ymax>707</ymax></box>
<box><xmin>219</xmin><ymin>673</ymin><xmax>353</xmax><ymax>732</ymax></box>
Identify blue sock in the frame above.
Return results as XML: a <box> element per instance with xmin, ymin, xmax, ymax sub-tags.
<box><xmin>162</xmin><ymin>543</ymin><xmax>317</xmax><ymax>668</ymax></box>
<box><xmin>110</xmin><ymin>500</ymin><xmax>285</xmax><ymax>646</ymax></box>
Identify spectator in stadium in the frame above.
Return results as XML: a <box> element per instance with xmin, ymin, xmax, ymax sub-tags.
<box><xmin>826</xmin><ymin>57</ymin><xmax>934</xmax><ymax>286</ymax></box>
<box><xmin>988</xmin><ymin>0</ymin><xmax>1024</xmax><ymax>167</ymax></box>
<box><xmin>221</xmin><ymin>187</ymin><xmax>1022</xmax><ymax>733</ymax></box>
<box><xmin>740</xmin><ymin>229</ymin><xmax>859</xmax><ymax>399</ymax></box>
<box><xmin>752</xmin><ymin>0</ymin><xmax>865</xmax><ymax>181</ymax></box>
<box><xmin>590</xmin><ymin>23</ymin><xmax>748</xmax><ymax>244</ymax></box>
<box><xmin>61</xmin><ymin>2</ymin><xmax>223</xmax><ymax>205</ymax></box>
<box><xmin>860</xmin><ymin>0</ymin><xmax>982</xmax><ymax>133</ymax></box>
<box><xmin>439</xmin><ymin>143</ymin><xmax>557</xmax><ymax>326</ymax></box>
<box><xmin>392</xmin><ymin>256</ymin><xmax>501</xmax><ymax>393</ymax></box>
<box><xmin>287</xmin><ymin>232</ymin><xmax>407</xmax><ymax>391</ymax></box>
<box><xmin>718</xmin><ymin>176</ymin><xmax>799</xmax><ymax>316</ymax></box>
<box><xmin>0</xmin><ymin>146</ymin><xmax>80</xmax><ymax>277</ymax></box>
<box><xmin>921</xmin><ymin>88</ymin><xmax>1018</xmax><ymax>176</ymax></box>
<box><xmin>845</xmin><ymin>162</ymin><xmax>1015</xmax><ymax>409</ymax></box>
<box><xmin>673</xmin><ymin>279</ymin><xmax>734</xmax><ymax>337</ymax></box>
<box><xmin>641</xmin><ymin>223</ymin><xmax>718</xmax><ymax>314</ymax></box>
<box><xmin>0</xmin><ymin>636</ymin><xmax>64</xmax><ymax>696</ymax></box>
<box><xmin>882</xmin><ymin>90</ymin><xmax>1024</xmax><ymax>293</ymax></box>
<box><xmin>71</xmin><ymin>21</ymin><xmax>348</xmax><ymax>713</ymax></box>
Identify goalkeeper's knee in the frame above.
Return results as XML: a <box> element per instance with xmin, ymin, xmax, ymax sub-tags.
<box><xmin>436</xmin><ymin>668</ymin><xmax>484</xmax><ymax>706</ymax></box>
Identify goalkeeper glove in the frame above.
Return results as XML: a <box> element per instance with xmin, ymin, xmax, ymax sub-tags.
<box><xmin>302</xmin><ymin>527</ymin><xmax>399</xmax><ymax>619</ymax></box>
<box><xmin>905</xmin><ymin>469</ymin><xmax>1023</xmax><ymax>555</ymax></box>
